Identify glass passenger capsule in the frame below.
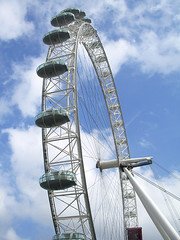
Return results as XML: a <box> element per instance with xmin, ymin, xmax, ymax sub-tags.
<box><xmin>51</xmin><ymin>12</ymin><xmax>75</xmax><ymax>27</ymax></box>
<box><xmin>39</xmin><ymin>171</ymin><xmax>76</xmax><ymax>191</ymax></box>
<box><xmin>43</xmin><ymin>29</ymin><xmax>70</xmax><ymax>45</ymax></box>
<box><xmin>36</xmin><ymin>60</ymin><xmax>68</xmax><ymax>78</ymax></box>
<box><xmin>35</xmin><ymin>108</ymin><xmax>69</xmax><ymax>128</ymax></box>
<box><xmin>52</xmin><ymin>233</ymin><xmax>85</xmax><ymax>240</ymax></box>
<box><xmin>61</xmin><ymin>8</ymin><xmax>86</xmax><ymax>19</ymax></box>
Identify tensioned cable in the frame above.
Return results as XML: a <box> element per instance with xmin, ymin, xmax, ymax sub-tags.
<box><xmin>107</xmin><ymin>171</ymin><xmax>123</xmax><ymax>240</ymax></box>
<box><xmin>95</xmin><ymin>171</ymin><xmax>120</xmax><ymax>239</ymax></box>
<box><xmin>153</xmin><ymin>161</ymin><xmax>180</xmax><ymax>181</ymax></box>
<box><xmin>133</xmin><ymin>171</ymin><xmax>180</xmax><ymax>201</ymax></box>
<box><xmin>83</xmin><ymin>48</ymin><xmax>109</xmax><ymax>132</ymax></box>
<box><xmin>76</xmin><ymin>33</ymin><xmax>124</xmax><ymax>239</ymax></box>
<box><xmin>79</xmin><ymin>113</ymin><xmax>115</xmax><ymax>157</ymax></box>
<box><xmin>101</xmin><ymin>170</ymin><xmax>123</xmax><ymax>239</ymax></box>
<box><xmin>77</xmin><ymin>46</ymin><xmax>106</xmax><ymax>131</ymax></box>
<box><xmin>77</xmin><ymin>46</ymin><xmax>116</xmax><ymax>156</ymax></box>
<box><xmin>77</xmin><ymin>50</ymin><xmax>98</xmax><ymax>158</ymax></box>
<box><xmin>78</xmin><ymin>91</ymin><xmax>115</xmax><ymax>156</ymax></box>
<box><xmin>84</xmin><ymin>163</ymin><xmax>123</xmax><ymax>238</ymax></box>
<box><xmin>78</xmin><ymin>44</ymin><xmax>109</xmax><ymax>131</ymax></box>
<box><xmin>164</xmin><ymin>194</ymin><xmax>180</xmax><ymax>233</ymax></box>
<box><xmin>78</xmin><ymin>99</ymin><xmax>114</xmax><ymax>158</ymax></box>
<box><xmin>92</xmin><ymin>169</ymin><xmax>123</xmax><ymax>239</ymax></box>
<box><xmin>77</xmin><ymin>78</ymin><xmax>112</xmax><ymax>156</ymax></box>
<box><xmin>149</xmin><ymin>164</ymin><xmax>180</xmax><ymax>233</ymax></box>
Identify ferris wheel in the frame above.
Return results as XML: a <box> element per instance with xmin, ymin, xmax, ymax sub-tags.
<box><xmin>35</xmin><ymin>8</ymin><xmax>179</xmax><ymax>240</ymax></box>
<box><xmin>34</xmin><ymin>7</ymin><xmax>141</xmax><ymax>240</ymax></box>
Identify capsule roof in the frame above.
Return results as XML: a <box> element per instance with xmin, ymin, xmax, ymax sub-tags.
<box><xmin>36</xmin><ymin>60</ymin><xmax>68</xmax><ymax>78</ymax></box>
<box><xmin>51</xmin><ymin>12</ymin><xmax>75</xmax><ymax>27</ymax></box>
<box><xmin>61</xmin><ymin>8</ymin><xmax>86</xmax><ymax>19</ymax></box>
<box><xmin>43</xmin><ymin>29</ymin><xmax>70</xmax><ymax>45</ymax></box>
<box><xmin>82</xmin><ymin>18</ymin><xmax>91</xmax><ymax>23</ymax></box>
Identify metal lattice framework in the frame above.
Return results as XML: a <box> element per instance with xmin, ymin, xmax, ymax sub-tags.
<box><xmin>37</xmin><ymin>9</ymin><xmax>138</xmax><ymax>240</ymax></box>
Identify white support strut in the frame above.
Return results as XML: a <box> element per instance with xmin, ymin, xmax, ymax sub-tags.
<box><xmin>124</xmin><ymin>168</ymin><xmax>180</xmax><ymax>240</ymax></box>
<box><xmin>96</xmin><ymin>157</ymin><xmax>152</xmax><ymax>170</ymax></box>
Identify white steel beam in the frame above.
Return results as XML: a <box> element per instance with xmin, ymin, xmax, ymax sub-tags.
<box><xmin>124</xmin><ymin>168</ymin><xmax>180</xmax><ymax>240</ymax></box>
<box><xmin>96</xmin><ymin>156</ymin><xmax>152</xmax><ymax>170</ymax></box>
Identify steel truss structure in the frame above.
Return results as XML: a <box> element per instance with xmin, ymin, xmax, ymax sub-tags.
<box><xmin>37</xmin><ymin>10</ymin><xmax>138</xmax><ymax>240</ymax></box>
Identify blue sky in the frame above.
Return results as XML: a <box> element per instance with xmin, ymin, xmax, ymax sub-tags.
<box><xmin>0</xmin><ymin>0</ymin><xmax>180</xmax><ymax>239</ymax></box>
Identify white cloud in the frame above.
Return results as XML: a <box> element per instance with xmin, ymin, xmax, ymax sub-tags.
<box><xmin>103</xmin><ymin>37</ymin><xmax>137</xmax><ymax>75</ymax></box>
<box><xmin>101</xmin><ymin>29</ymin><xmax>180</xmax><ymax>76</ymax></box>
<box><xmin>0</xmin><ymin>126</ymin><xmax>52</xmax><ymax>240</ymax></box>
<box><xmin>138</xmin><ymin>138</ymin><xmax>155</xmax><ymax>149</ymax></box>
<box><xmin>1</xmin><ymin>123</ymin><xmax>180</xmax><ymax>239</ymax></box>
<box><xmin>90</xmin><ymin>0</ymin><xmax>180</xmax><ymax>75</ymax></box>
<box><xmin>0</xmin><ymin>54</ymin><xmax>44</xmax><ymax>123</ymax></box>
<box><xmin>2</xmin><ymin>0</ymin><xmax>178</xmax><ymax>83</ymax></box>
<box><xmin>135</xmin><ymin>167</ymin><xmax>180</xmax><ymax>239</ymax></box>
<box><xmin>3</xmin><ymin>126</ymin><xmax>51</xmax><ymax>224</ymax></box>
<box><xmin>0</xmin><ymin>124</ymin><xmax>114</xmax><ymax>239</ymax></box>
<box><xmin>135</xmin><ymin>31</ymin><xmax>180</xmax><ymax>74</ymax></box>
<box><xmin>0</xmin><ymin>98</ymin><xmax>12</xmax><ymax>122</ymax></box>
<box><xmin>0</xmin><ymin>0</ymin><xmax>34</xmax><ymax>41</ymax></box>
<box><xmin>0</xmin><ymin>170</ymin><xmax>17</xmax><ymax>229</ymax></box>
<box><xmin>1</xmin><ymin>1</ymin><xmax>180</xmax><ymax>239</ymax></box>
<box><xmin>11</xmin><ymin>55</ymin><xmax>45</xmax><ymax>117</ymax></box>
<box><xmin>4</xmin><ymin>228</ymin><xmax>28</xmax><ymax>240</ymax></box>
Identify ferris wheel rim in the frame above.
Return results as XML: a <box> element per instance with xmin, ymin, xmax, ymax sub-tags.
<box><xmin>37</xmin><ymin>10</ymin><xmax>138</xmax><ymax>240</ymax></box>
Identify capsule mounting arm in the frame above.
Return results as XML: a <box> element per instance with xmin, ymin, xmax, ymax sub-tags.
<box><xmin>96</xmin><ymin>156</ymin><xmax>153</xmax><ymax>171</ymax></box>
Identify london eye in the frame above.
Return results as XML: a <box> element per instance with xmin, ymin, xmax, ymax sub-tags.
<box><xmin>35</xmin><ymin>8</ymin><xmax>180</xmax><ymax>240</ymax></box>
